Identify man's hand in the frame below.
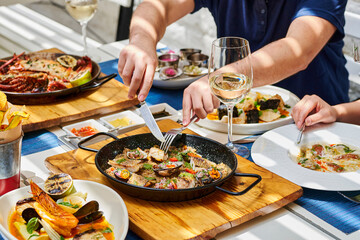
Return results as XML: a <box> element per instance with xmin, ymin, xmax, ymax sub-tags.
<box><xmin>182</xmin><ymin>76</ymin><xmax>220</xmax><ymax>125</ymax></box>
<box><xmin>118</xmin><ymin>40</ymin><xmax>157</xmax><ymax>102</ymax></box>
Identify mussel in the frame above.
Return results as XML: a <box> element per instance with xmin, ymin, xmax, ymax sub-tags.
<box><xmin>21</xmin><ymin>208</ymin><xmax>42</xmax><ymax>231</ymax></box>
<box><xmin>73</xmin><ymin>200</ymin><xmax>102</xmax><ymax>223</ymax></box>
<box><xmin>126</xmin><ymin>148</ymin><xmax>148</xmax><ymax>160</ymax></box>
<box><xmin>114</xmin><ymin>168</ymin><xmax>132</xmax><ymax>181</ymax></box>
<box><xmin>195</xmin><ymin>168</ymin><xmax>222</xmax><ymax>185</ymax></box>
<box><xmin>153</xmin><ymin>161</ymin><xmax>183</xmax><ymax>177</ymax></box>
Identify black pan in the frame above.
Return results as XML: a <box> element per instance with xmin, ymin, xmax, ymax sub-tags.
<box><xmin>78</xmin><ymin>132</ymin><xmax>262</xmax><ymax>202</ymax></box>
<box><xmin>0</xmin><ymin>52</ymin><xmax>117</xmax><ymax>104</ymax></box>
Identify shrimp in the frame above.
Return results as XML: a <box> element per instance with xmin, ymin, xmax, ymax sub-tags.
<box><xmin>30</xmin><ymin>181</ymin><xmax>79</xmax><ymax>237</ymax></box>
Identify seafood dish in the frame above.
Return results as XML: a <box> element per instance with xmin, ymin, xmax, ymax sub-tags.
<box><xmin>8</xmin><ymin>173</ymin><xmax>115</xmax><ymax>240</ymax></box>
<box><xmin>105</xmin><ymin>145</ymin><xmax>231</xmax><ymax>189</ymax></box>
<box><xmin>297</xmin><ymin>143</ymin><xmax>360</xmax><ymax>172</ymax></box>
<box><xmin>207</xmin><ymin>91</ymin><xmax>291</xmax><ymax>124</ymax></box>
<box><xmin>0</xmin><ymin>52</ymin><xmax>93</xmax><ymax>93</ymax></box>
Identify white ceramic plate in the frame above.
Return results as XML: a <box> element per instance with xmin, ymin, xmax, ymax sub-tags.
<box><xmin>62</xmin><ymin>119</ymin><xmax>110</xmax><ymax>138</ymax></box>
<box><xmin>135</xmin><ymin>103</ymin><xmax>180</xmax><ymax>122</ymax></box>
<box><xmin>195</xmin><ymin>85</ymin><xmax>300</xmax><ymax>135</ymax></box>
<box><xmin>251</xmin><ymin>122</ymin><xmax>360</xmax><ymax>191</ymax></box>
<box><xmin>100</xmin><ymin>110</ymin><xmax>145</xmax><ymax>131</ymax></box>
<box><xmin>0</xmin><ymin>180</ymin><xmax>129</xmax><ymax>240</ymax></box>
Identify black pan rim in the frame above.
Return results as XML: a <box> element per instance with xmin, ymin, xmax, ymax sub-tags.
<box><xmin>94</xmin><ymin>133</ymin><xmax>238</xmax><ymax>193</ymax></box>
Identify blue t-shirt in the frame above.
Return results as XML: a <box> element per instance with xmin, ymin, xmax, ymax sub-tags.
<box><xmin>193</xmin><ymin>0</ymin><xmax>349</xmax><ymax>105</ymax></box>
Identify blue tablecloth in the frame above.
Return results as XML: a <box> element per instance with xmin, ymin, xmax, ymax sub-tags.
<box><xmin>1</xmin><ymin>59</ymin><xmax>359</xmax><ymax>240</ymax></box>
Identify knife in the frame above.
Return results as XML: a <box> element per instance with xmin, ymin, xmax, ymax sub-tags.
<box><xmin>139</xmin><ymin>101</ymin><xmax>165</xmax><ymax>142</ymax></box>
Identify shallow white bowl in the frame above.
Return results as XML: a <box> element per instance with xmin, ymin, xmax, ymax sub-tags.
<box><xmin>136</xmin><ymin>103</ymin><xmax>180</xmax><ymax>122</ymax></box>
<box><xmin>62</xmin><ymin>119</ymin><xmax>110</xmax><ymax>138</ymax></box>
<box><xmin>100</xmin><ymin>110</ymin><xmax>145</xmax><ymax>131</ymax></box>
<box><xmin>0</xmin><ymin>180</ymin><xmax>129</xmax><ymax>240</ymax></box>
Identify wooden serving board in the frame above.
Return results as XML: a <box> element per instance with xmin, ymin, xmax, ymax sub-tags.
<box><xmin>45</xmin><ymin>119</ymin><xmax>303</xmax><ymax>240</ymax></box>
<box><xmin>12</xmin><ymin>48</ymin><xmax>139</xmax><ymax>132</ymax></box>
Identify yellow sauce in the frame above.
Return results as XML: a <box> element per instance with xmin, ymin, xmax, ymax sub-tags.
<box><xmin>109</xmin><ymin>117</ymin><xmax>132</xmax><ymax>128</ymax></box>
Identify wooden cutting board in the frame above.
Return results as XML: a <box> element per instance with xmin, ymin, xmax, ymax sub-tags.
<box><xmin>12</xmin><ymin>48</ymin><xmax>139</xmax><ymax>132</ymax></box>
<box><xmin>45</xmin><ymin>119</ymin><xmax>303</xmax><ymax>240</ymax></box>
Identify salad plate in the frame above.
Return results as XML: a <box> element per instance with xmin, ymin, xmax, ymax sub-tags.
<box><xmin>195</xmin><ymin>85</ymin><xmax>300</xmax><ymax>135</ymax></box>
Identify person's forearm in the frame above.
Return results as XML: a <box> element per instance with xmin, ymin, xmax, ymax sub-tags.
<box><xmin>129</xmin><ymin>0</ymin><xmax>194</xmax><ymax>46</ymax></box>
<box><xmin>333</xmin><ymin>100</ymin><xmax>360</xmax><ymax>125</ymax></box>
<box><xmin>231</xmin><ymin>16</ymin><xmax>336</xmax><ymax>87</ymax></box>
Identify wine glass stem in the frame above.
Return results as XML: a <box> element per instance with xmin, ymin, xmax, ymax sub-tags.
<box><xmin>81</xmin><ymin>21</ymin><xmax>88</xmax><ymax>56</ymax></box>
<box><xmin>227</xmin><ymin>104</ymin><xmax>235</xmax><ymax>149</ymax></box>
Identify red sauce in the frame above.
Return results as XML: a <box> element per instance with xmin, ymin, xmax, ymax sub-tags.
<box><xmin>71</xmin><ymin>126</ymin><xmax>98</xmax><ymax>137</ymax></box>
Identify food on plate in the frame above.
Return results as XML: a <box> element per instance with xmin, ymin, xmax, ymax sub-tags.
<box><xmin>183</xmin><ymin>65</ymin><xmax>202</xmax><ymax>76</ymax></box>
<box><xmin>105</xmin><ymin>145</ymin><xmax>231</xmax><ymax>189</ymax></box>
<box><xmin>108</xmin><ymin>117</ymin><xmax>133</xmax><ymax>128</ymax></box>
<box><xmin>207</xmin><ymin>91</ymin><xmax>290</xmax><ymax>124</ymax></box>
<box><xmin>297</xmin><ymin>143</ymin><xmax>360</xmax><ymax>172</ymax></box>
<box><xmin>71</xmin><ymin>126</ymin><xmax>98</xmax><ymax>137</ymax></box>
<box><xmin>0</xmin><ymin>52</ymin><xmax>93</xmax><ymax>92</ymax></box>
<box><xmin>8</xmin><ymin>173</ymin><xmax>114</xmax><ymax>240</ymax></box>
<box><xmin>44</xmin><ymin>173</ymin><xmax>76</xmax><ymax>200</ymax></box>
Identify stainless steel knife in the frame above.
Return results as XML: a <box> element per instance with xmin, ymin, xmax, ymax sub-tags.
<box><xmin>139</xmin><ymin>101</ymin><xmax>165</xmax><ymax>142</ymax></box>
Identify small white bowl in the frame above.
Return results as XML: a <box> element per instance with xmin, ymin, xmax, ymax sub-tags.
<box><xmin>136</xmin><ymin>103</ymin><xmax>180</xmax><ymax>122</ymax></box>
<box><xmin>100</xmin><ymin>110</ymin><xmax>145</xmax><ymax>131</ymax></box>
<box><xmin>62</xmin><ymin>119</ymin><xmax>109</xmax><ymax>138</ymax></box>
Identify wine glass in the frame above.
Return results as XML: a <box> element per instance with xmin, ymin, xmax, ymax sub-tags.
<box><xmin>208</xmin><ymin>37</ymin><xmax>253</xmax><ymax>158</ymax></box>
<box><xmin>65</xmin><ymin>0</ymin><xmax>98</xmax><ymax>57</ymax></box>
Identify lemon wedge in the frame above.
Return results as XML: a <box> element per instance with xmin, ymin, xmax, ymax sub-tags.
<box><xmin>57</xmin><ymin>55</ymin><xmax>77</xmax><ymax>68</ymax></box>
<box><xmin>70</xmin><ymin>70</ymin><xmax>92</xmax><ymax>87</ymax></box>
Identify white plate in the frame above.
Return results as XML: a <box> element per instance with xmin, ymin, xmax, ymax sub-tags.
<box><xmin>100</xmin><ymin>110</ymin><xmax>145</xmax><ymax>131</ymax></box>
<box><xmin>251</xmin><ymin>122</ymin><xmax>360</xmax><ymax>191</ymax></box>
<box><xmin>0</xmin><ymin>180</ymin><xmax>129</xmax><ymax>240</ymax></box>
<box><xmin>195</xmin><ymin>85</ymin><xmax>300</xmax><ymax>135</ymax></box>
<box><xmin>62</xmin><ymin>119</ymin><xmax>110</xmax><ymax>138</ymax></box>
<box><xmin>135</xmin><ymin>103</ymin><xmax>180</xmax><ymax>122</ymax></box>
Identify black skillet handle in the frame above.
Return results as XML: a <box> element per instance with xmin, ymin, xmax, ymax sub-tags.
<box><xmin>78</xmin><ymin>132</ymin><xmax>119</xmax><ymax>152</ymax></box>
<box><xmin>215</xmin><ymin>173</ymin><xmax>262</xmax><ymax>196</ymax></box>
<box><xmin>79</xmin><ymin>73</ymin><xmax>118</xmax><ymax>92</ymax></box>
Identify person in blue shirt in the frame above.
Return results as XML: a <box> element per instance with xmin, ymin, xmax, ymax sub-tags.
<box><xmin>118</xmin><ymin>0</ymin><xmax>349</xmax><ymax>125</ymax></box>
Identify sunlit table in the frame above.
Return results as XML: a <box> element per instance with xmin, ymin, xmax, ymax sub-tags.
<box><xmin>0</xmin><ymin>3</ymin><xmax>360</xmax><ymax>237</ymax></box>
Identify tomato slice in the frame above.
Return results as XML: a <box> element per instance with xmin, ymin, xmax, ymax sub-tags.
<box><xmin>169</xmin><ymin>157</ymin><xmax>178</xmax><ymax>162</ymax></box>
<box><xmin>185</xmin><ymin>168</ymin><xmax>196</xmax><ymax>174</ymax></box>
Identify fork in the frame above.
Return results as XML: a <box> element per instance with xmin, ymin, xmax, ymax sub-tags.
<box><xmin>160</xmin><ymin>115</ymin><xmax>198</xmax><ymax>153</ymax></box>
<box><xmin>296</xmin><ymin>123</ymin><xmax>305</xmax><ymax>145</ymax></box>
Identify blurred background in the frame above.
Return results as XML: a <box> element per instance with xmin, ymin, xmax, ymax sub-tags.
<box><xmin>3</xmin><ymin>0</ymin><xmax>360</xmax><ymax>100</ymax></box>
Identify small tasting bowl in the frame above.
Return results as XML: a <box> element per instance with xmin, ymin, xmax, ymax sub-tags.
<box><xmin>158</xmin><ymin>53</ymin><xmax>180</xmax><ymax>69</ymax></box>
<box><xmin>180</xmin><ymin>48</ymin><xmax>202</xmax><ymax>60</ymax></box>
<box><xmin>187</xmin><ymin>53</ymin><xmax>209</xmax><ymax>67</ymax></box>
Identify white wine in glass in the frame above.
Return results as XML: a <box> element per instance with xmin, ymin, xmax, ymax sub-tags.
<box><xmin>209</xmin><ymin>37</ymin><xmax>253</xmax><ymax>158</ymax></box>
<box><xmin>65</xmin><ymin>0</ymin><xmax>98</xmax><ymax>56</ymax></box>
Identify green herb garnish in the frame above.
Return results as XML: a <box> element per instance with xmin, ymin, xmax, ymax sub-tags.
<box><xmin>58</xmin><ymin>201</ymin><xmax>80</xmax><ymax>209</ymax></box>
<box><xmin>102</xmin><ymin>227</ymin><xmax>113</xmax><ymax>233</ymax></box>
<box><xmin>27</xmin><ymin>234</ymin><xmax>40</xmax><ymax>240</ymax></box>
<box><xmin>26</xmin><ymin>217</ymin><xmax>39</xmax><ymax>234</ymax></box>
<box><xmin>280</xmin><ymin>115</ymin><xmax>286</xmax><ymax>118</ymax></box>
<box><xmin>143</xmin><ymin>163</ymin><xmax>153</xmax><ymax>170</ymax></box>
<box><xmin>284</xmin><ymin>104</ymin><xmax>291</xmax><ymax>108</ymax></box>
<box><xmin>116</xmin><ymin>158</ymin><xmax>127</xmax><ymax>164</ymax></box>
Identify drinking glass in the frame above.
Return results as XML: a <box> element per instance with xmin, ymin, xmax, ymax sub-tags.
<box><xmin>208</xmin><ymin>37</ymin><xmax>253</xmax><ymax>158</ymax></box>
<box><xmin>65</xmin><ymin>0</ymin><xmax>98</xmax><ymax>56</ymax></box>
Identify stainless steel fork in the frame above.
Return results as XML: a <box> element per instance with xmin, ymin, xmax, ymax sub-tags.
<box><xmin>160</xmin><ymin>115</ymin><xmax>198</xmax><ymax>153</ymax></box>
